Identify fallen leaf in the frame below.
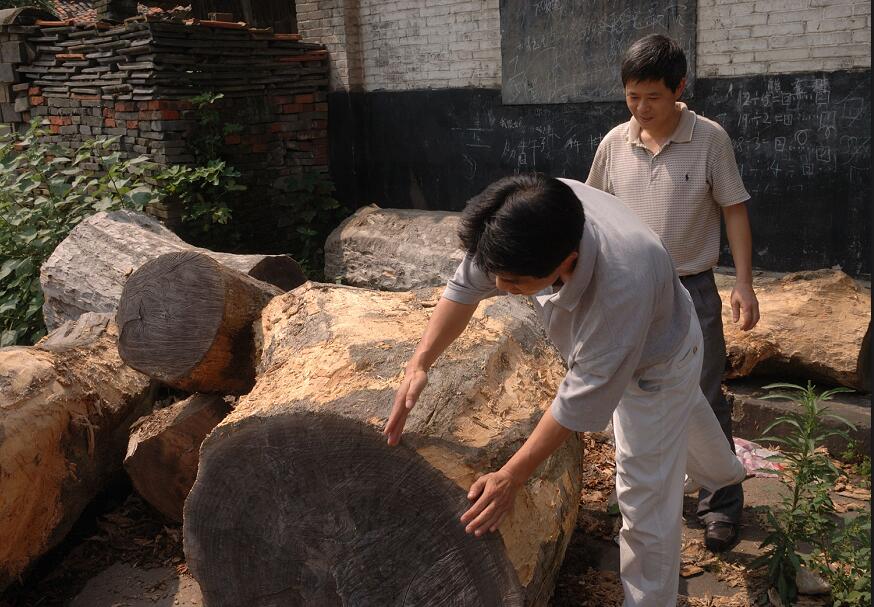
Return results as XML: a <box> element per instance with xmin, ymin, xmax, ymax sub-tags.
<box><xmin>681</xmin><ymin>564</ymin><xmax>704</xmax><ymax>578</ymax></box>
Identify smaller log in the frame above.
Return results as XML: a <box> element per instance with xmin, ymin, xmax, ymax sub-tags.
<box><xmin>324</xmin><ymin>205</ymin><xmax>464</xmax><ymax>291</ymax></box>
<box><xmin>41</xmin><ymin>210</ymin><xmax>306</xmax><ymax>330</ymax></box>
<box><xmin>116</xmin><ymin>251</ymin><xmax>281</xmax><ymax>394</ymax></box>
<box><xmin>125</xmin><ymin>394</ymin><xmax>233</xmax><ymax>522</ymax></box>
<box><xmin>718</xmin><ymin>269</ymin><xmax>870</xmax><ymax>391</ymax></box>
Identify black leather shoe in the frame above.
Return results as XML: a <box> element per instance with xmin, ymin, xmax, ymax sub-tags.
<box><xmin>704</xmin><ymin>521</ymin><xmax>738</xmax><ymax>552</ymax></box>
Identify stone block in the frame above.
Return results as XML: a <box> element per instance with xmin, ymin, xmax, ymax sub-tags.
<box><xmin>0</xmin><ymin>102</ymin><xmax>19</xmax><ymax>122</ymax></box>
<box><xmin>0</xmin><ymin>41</ymin><xmax>26</xmax><ymax>64</ymax></box>
<box><xmin>0</xmin><ymin>63</ymin><xmax>17</xmax><ymax>83</ymax></box>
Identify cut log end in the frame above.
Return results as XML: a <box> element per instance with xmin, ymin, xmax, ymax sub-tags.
<box><xmin>116</xmin><ymin>251</ymin><xmax>279</xmax><ymax>394</ymax></box>
<box><xmin>184</xmin><ymin>413</ymin><xmax>523</xmax><ymax>607</ymax></box>
<box><xmin>117</xmin><ymin>251</ymin><xmax>225</xmax><ymax>384</ymax></box>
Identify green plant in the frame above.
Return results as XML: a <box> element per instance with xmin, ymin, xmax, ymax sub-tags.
<box><xmin>186</xmin><ymin>92</ymin><xmax>242</xmax><ymax>164</ymax></box>
<box><xmin>162</xmin><ymin>92</ymin><xmax>246</xmax><ymax>249</ymax></box>
<box><xmin>0</xmin><ymin>120</ymin><xmax>161</xmax><ymax>346</ymax></box>
<box><xmin>840</xmin><ymin>439</ymin><xmax>872</xmax><ymax>488</ymax></box>
<box><xmin>819</xmin><ymin>511</ymin><xmax>871</xmax><ymax>607</ymax></box>
<box><xmin>275</xmin><ymin>172</ymin><xmax>348</xmax><ymax>278</ymax></box>
<box><xmin>751</xmin><ymin>381</ymin><xmax>859</xmax><ymax>606</ymax></box>
<box><xmin>157</xmin><ymin>160</ymin><xmax>245</xmax><ymax>248</ymax></box>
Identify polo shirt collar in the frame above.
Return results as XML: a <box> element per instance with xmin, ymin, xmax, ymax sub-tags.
<box><xmin>627</xmin><ymin>102</ymin><xmax>696</xmax><ymax>145</ymax></box>
<box><xmin>535</xmin><ymin>217</ymin><xmax>598</xmax><ymax>312</ymax></box>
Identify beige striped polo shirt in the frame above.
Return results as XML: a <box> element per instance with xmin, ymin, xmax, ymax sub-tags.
<box><xmin>586</xmin><ymin>103</ymin><xmax>750</xmax><ymax>276</ymax></box>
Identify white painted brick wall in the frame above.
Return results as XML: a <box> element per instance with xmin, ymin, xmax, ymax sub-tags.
<box><xmin>297</xmin><ymin>0</ymin><xmax>501</xmax><ymax>92</ymax></box>
<box><xmin>698</xmin><ymin>0</ymin><xmax>871</xmax><ymax>77</ymax></box>
<box><xmin>298</xmin><ymin>0</ymin><xmax>870</xmax><ymax>91</ymax></box>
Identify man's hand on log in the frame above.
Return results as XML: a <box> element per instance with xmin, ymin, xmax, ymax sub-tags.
<box><xmin>730</xmin><ymin>282</ymin><xmax>760</xmax><ymax>331</ymax></box>
<box><xmin>384</xmin><ymin>367</ymin><xmax>428</xmax><ymax>446</ymax></box>
<box><xmin>460</xmin><ymin>469</ymin><xmax>520</xmax><ymax>537</ymax></box>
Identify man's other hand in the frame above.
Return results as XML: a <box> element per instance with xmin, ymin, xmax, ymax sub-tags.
<box><xmin>730</xmin><ymin>282</ymin><xmax>760</xmax><ymax>331</ymax></box>
<box><xmin>460</xmin><ymin>469</ymin><xmax>520</xmax><ymax>537</ymax></box>
<box><xmin>383</xmin><ymin>367</ymin><xmax>428</xmax><ymax>446</ymax></box>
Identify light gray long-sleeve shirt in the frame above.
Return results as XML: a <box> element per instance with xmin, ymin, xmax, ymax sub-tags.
<box><xmin>442</xmin><ymin>178</ymin><xmax>693</xmax><ymax>432</ymax></box>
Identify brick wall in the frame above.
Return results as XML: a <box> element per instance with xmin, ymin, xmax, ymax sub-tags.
<box><xmin>297</xmin><ymin>0</ymin><xmax>501</xmax><ymax>92</ymax></box>
<box><xmin>698</xmin><ymin>0</ymin><xmax>871</xmax><ymax>77</ymax></box>
<box><xmin>298</xmin><ymin>0</ymin><xmax>870</xmax><ymax>91</ymax></box>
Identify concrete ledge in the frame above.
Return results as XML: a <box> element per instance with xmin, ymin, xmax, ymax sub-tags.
<box><xmin>728</xmin><ymin>378</ymin><xmax>871</xmax><ymax>459</ymax></box>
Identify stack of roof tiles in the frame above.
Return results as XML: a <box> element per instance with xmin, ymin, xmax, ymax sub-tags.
<box><xmin>0</xmin><ymin>12</ymin><xmax>329</xmax><ymax>246</ymax></box>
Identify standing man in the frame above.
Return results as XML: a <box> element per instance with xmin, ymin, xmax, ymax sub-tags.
<box><xmin>384</xmin><ymin>174</ymin><xmax>747</xmax><ymax>607</ymax></box>
<box><xmin>586</xmin><ymin>34</ymin><xmax>760</xmax><ymax>552</ymax></box>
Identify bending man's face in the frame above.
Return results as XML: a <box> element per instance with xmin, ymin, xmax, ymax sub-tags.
<box><xmin>494</xmin><ymin>271</ymin><xmax>561</xmax><ymax>296</ymax></box>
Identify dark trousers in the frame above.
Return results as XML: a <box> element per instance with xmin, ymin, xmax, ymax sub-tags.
<box><xmin>680</xmin><ymin>270</ymin><xmax>744</xmax><ymax>525</ymax></box>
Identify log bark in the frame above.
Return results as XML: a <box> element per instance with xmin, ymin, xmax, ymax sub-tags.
<box><xmin>324</xmin><ymin>205</ymin><xmax>464</xmax><ymax>291</ymax></box>
<box><xmin>117</xmin><ymin>251</ymin><xmax>281</xmax><ymax>394</ymax></box>
<box><xmin>40</xmin><ymin>210</ymin><xmax>306</xmax><ymax>331</ymax></box>
<box><xmin>0</xmin><ymin>313</ymin><xmax>155</xmax><ymax>591</ymax></box>
<box><xmin>717</xmin><ymin>269</ymin><xmax>871</xmax><ymax>391</ymax></box>
<box><xmin>183</xmin><ymin>284</ymin><xmax>582</xmax><ymax>607</ymax></box>
<box><xmin>124</xmin><ymin>394</ymin><xmax>233</xmax><ymax>522</ymax></box>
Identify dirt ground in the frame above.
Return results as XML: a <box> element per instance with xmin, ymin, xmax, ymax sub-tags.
<box><xmin>1</xmin><ymin>434</ymin><xmax>868</xmax><ymax>607</ymax></box>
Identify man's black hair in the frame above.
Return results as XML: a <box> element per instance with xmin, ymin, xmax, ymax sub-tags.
<box><xmin>621</xmin><ymin>34</ymin><xmax>687</xmax><ymax>92</ymax></box>
<box><xmin>458</xmin><ymin>174</ymin><xmax>584</xmax><ymax>278</ymax></box>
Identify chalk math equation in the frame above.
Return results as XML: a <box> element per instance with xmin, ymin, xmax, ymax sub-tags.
<box><xmin>702</xmin><ymin>74</ymin><xmax>871</xmax><ymax>196</ymax></box>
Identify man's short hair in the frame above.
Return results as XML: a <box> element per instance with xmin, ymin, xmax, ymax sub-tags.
<box><xmin>458</xmin><ymin>174</ymin><xmax>584</xmax><ymax>278</ymax></box>
<box><xmin>621</xmin><ymin>34</ymin><xmax>687</xmax><ymax>92</ymax></box>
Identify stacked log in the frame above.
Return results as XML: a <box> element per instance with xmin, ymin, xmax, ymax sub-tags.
<box><xmin>41</xmin><ymin>210</ymin><xmax>305</xmax><ymax>331</ymax></box>
<box><xmin>183</xmin><ymin>284</ymin><xmax>583</xmax><ymax>607</ymax></box>
<box><xmin>0</xmin><ymin>313</ymin><xmax>155</xmax><ymax>590</ymax></box>
<box><xmin>325</xmin><ymin>208</ymin><xmax>871</xmax><ymax>392</ymax></box>
<box><xmin>717</xmin><ymin>269</ymin><xmax>870</xmax><ymax>391</ymax></box>
<box><xmin>116</xmin><ymin>251</ymin><xmax>281</xmax><ymax>394</ymax></box>
<box><xmin>324</xmin><ymin>204</ymin><xmax>463</xmax><ymax>291</ymax></box>
<box><xmin>124</xmin><ymin>394</ymin><xmax>233</xmax><ymax>522</ymax></box>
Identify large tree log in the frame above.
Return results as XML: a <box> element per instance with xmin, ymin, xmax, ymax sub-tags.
<box><xmin>184</xmin><ymin>284</ymin><xmax>582</xmax><ymax>606</ymax></box>
<box><xmin>325</xmin><ymin>209</ymin><xmax>870</xmax><ymax>391</ymax></box>
<box><xmin>117</xmin><ymin>252</ymin><xmax>281</xmax><ymax>394</ymax></box>
<box><xmin>0</xmin><ymin>313</ymin><xmax>155</xmax><ymax>591</ymax></box>
<box><xmin>717</xmin><ymin>269</ymin><xmax>870</xmax><ymax>391</ymax></box>
<box><xmin>41</xmin><ymin>210</ymin><xmax>306</xmax><ymax>331</ymax></box>
<box><xmin>124</xmin><ymin>394</ymin><xmax>232</xmax><ymax>522</ymax></box>
<box><xmin>324</xmin><ymin>205</ymin><xmax>463</xmax><ymax>291</ymax></box>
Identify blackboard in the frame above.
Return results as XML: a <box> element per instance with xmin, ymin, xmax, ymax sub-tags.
<box><xmin>329</xmin><ymin>70</ymin><xmax>870</xmax><ymax>277</ymax></box>
<box><xmin>500</xmin><ymin>0</ymin><xmax>697</xmax><ymax>105</ymax></box>
<box><xmin>697</xmin><ymin>71</ymin><xmax>871</xmax><ymax>277</ymax></box>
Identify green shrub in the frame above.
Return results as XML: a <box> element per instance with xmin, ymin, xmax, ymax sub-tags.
<box><xmin>274</xmin><ymin>171</ymin><xmax>347</xmax><ymax>279</ymax></box>
<box><xmin>752</xmin><ymin>381</ymin><xmax>870</xmax><ymax>606</ymax></box>
<box><xmin>0</xmin><ymin>121</ymin><xmax>161</xmax><ymax>346</ymax></box>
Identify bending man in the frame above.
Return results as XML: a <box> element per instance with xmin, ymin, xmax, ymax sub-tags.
<box><xmin>384</xmin><ymin>174</ymin><xmax>746</xmax><ymax>607</ymax></box>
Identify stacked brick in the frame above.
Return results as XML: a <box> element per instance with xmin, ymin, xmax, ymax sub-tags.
<box><xmin>0</xmin><ymin>12</ymin><xmax>329</xmax><ymax>244</ymax></box>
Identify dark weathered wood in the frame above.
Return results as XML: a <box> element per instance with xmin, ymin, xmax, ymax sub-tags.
<box><xmin>183</xmin><ymin>284</ymin><xmax>582</xmax><ymax>606</ymax></box>
<box><xmin>116</xmin><ymin>251</ymin><xmax>281</xmax><ymax>394</ymax></box>
<box><xmin>0</xmin><ymin>313</ymin><xmax>155</xmax><ymax>591</ymax></box>
<box><xmin>41</xmin><ymin>210</ymin><xmax>306</xmax><ymax>330</ymax></box>
<box><xmin>125</xmin><ymin>394</ymin><xmax>232</xmax><ymax>522</ymax></box>
<box><xmin>192</xmin><ymin>0</ymin><xmax>297</xmax><ymax>32</ymax></box>
<box><xmin>324</xmin><ymin>205</ymin><xmax>464</xmax><ymax>291</ymax></box>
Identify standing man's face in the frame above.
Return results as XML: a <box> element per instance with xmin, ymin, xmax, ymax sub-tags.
<box><xmin>624</xmin><ymin>78</ymin><xmax>686</xmax><ymax>133</ymax></box>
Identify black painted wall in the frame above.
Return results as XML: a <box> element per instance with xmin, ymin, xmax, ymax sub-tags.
<box><xmin>328</xmin><ymin>69</ymin><xmax>871</xmax><ymax>277</ymax></box>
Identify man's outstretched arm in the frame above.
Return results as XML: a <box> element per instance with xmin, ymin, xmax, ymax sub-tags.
<box><xmin>384</xmin><ymin>296</ymin><xmax>479</xmax><ymax>446</ymax></box>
